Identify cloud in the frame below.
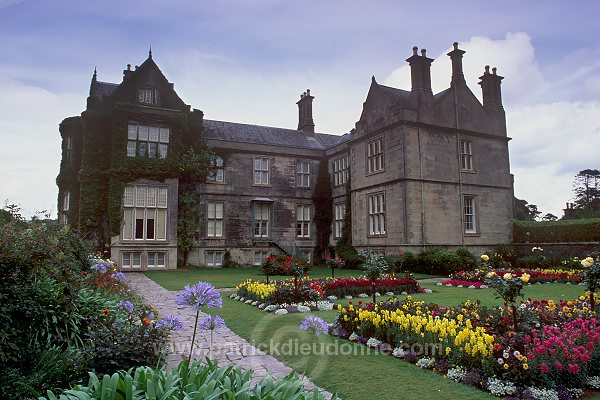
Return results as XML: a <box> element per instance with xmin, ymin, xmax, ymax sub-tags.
<box><xmin>0</xmin><ymin>78</ymin><xmax>84</xmax><ymax>218</ymax></box>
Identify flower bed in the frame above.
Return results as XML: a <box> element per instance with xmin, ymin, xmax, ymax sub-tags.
<box><xmin>333</xmin><ymin>294</ymin><xmax>600</xmax><ymax>397</ymax></box>
<box><xmin>439</xmin><ymin>279</ymin><xmax>488</xmax><ymax>289</ymax></box>
<box><xmin>451</xmin><ymin>268</ymin><xmax>583</xmax><ymax>285</ymax></box>
<box><xmin>235</xmin><ymin>274</ymin><xmax>422</xmax><ymax>308</ymax></box>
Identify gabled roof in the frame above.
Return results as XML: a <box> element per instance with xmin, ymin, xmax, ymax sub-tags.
<box><xmin>376</xmin><ymin>83</ymin><xmax>411</xmax><ymax>106</ymax></box>
<box><xmin>90</xmin><ymin>81</ymin><xmax>118</xmax><ymax>97</ymax></box>
<box><xmin>203</xmin><ymin>119</ymin><xmax>347</xmax><ymax>150</ymax></box>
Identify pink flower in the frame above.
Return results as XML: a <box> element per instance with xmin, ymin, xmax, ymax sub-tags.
<box><xmin>568</xmin><ymin>364</ymin><xmax>580</xmax><ymax>374</ymax></box>
<box><xmin>554</xmin><ymin>361</ymin><xmax>563</xmax><ymax>371</ymax></box>
<box><xmin>540</xmin><ymin>363</ymin><xmax>550</xmax><ymax>374</ymax></box>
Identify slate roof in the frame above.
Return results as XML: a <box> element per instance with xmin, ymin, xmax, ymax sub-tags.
<box><xmin>377</xmin><ymin>84</ymin><xmax>411</xmax><ymax>106</ymax></box>
<box><xmin>203</xmin><ymin>119</ymin><xmax>348</xmax><ymax>150</ymax></box>
<box><xmin>91</xmin><ymin>81</ymin><xmax>119</xmax><ymax>97</ymax></box>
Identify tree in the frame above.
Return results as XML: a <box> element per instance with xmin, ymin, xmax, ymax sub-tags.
<box><xmin>573</xmin><ymin>169</ymin><xmax>600</xmax><ymax>209</ymax></box>
<box><xmin>514</xmin><ymin>197</ymin><xmax>541</xmax><ymax>221</ymax></box>
<box><xmin>542</xmin><ymin>213</ymin><xmax>558</xmax><ymax>221</ymax></box>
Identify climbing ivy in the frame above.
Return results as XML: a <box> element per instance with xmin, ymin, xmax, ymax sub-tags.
<box><xmin>312</xmin><ymin>159</ymin><xmax>333</xmax><ymax>265</ymax></box>
<box><xmin>335</xmin><ymin>169</ymin><xmax>361</xmax><ymax>268</ymax></box>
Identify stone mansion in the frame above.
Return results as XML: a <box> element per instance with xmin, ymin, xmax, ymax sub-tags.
<box><xmin>57</xmin><ymin>43</ymin><xmax>513</xmax><ymax>270</ymax></box>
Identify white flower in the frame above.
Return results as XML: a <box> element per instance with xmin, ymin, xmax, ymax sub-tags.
<box><xmin>251</xmin><ymin>301</ymin><xmax>260</xmax><ymax>306</ymax></box>
<box><xmin>582</xmin><ymin>257</ymin><xmax>594</xmax><ymax>268</ymax></box>
<box><xmin>264</xmin><ymin>305</ymin><xmax>279</xmax><ymax>312</ymax></box>
<box><xmin>348</xmin><ymin>332</ymin><xmax>359</xmax><ymax>341</ymax></box>
<box><xmin>392</xmin><ymin>347</ymin><xmax>406</xmax><ymax>358</ymax></box>
<box><xmin>234</xmin><ymin>295</ymin><xmax>241</xmax><ymax>300</ymax></box>
<box><xmin>366</xmin><ymin>338</ymin><xmax>381</xmax><ymax>348</ymax></box>
<box><xmin>480</xmin><ymin>285</ymin><xmax>489</xmax><ymax>289</ymax></box>
<box><xmin>258</xmin><ymin>303</ymin><xmax>266</xmax><ymax>309</ymax></box>
<box><xmin>446</xmin><ymin>367</ymin><xmax>466</xmax><ymax>382</ymax></box>
<box><xmin>416</xmin><ymin>357</ymin><xmax>435</xmax><ymax>369</ymax></box>
<box><xmin>297</xmin><ymin>305</ymin><xmax>311</xmax><ymax>313</ymax></box>
<box><xmin>525</xmin><ymin>387</ymin><xmax>558</xmax><ymax>400</ymax></box>
<box><xmin>327</xmin><ymin>295</ymin><xmax>338</xmax><ymax>301</ymax></box>
<box><xmin>229</xmin><ymin>293</ymin><xmax>236</xmax><ymax>299</ymax></box>
<box><xmin>273</xmin><ymin>309</ymin><xmax>288</xmax><ymax>315</ymax></box>
<box><xmin>244</xmin><ymin>299</ymin><xmax>253</xmax><ymax>304</ymax></box>
<box><xmin>344</xmin><ymin>295</ymin><xmax>353</xmax><ymax>299</ymax></box>
<box><xmin>423</xmin><ymin>289</ymin><xmax>433</xmax><ymax>294</ymax></box>
<box><xmin>497</xmin><ymin>358</ymin><xmax>504</xmax><ymax>364</ymax></box>
<box><xmin>503</xmin><ymin>273</ymin><xmax>513</xmax><ymax>280</ymax></box>
<box><xmin>385</xmin><ymin>291</ymin><xmax>395</xmax><ymax>296</ymax></box>
<box><xmin>317</xmin><ymin>303</ymin><xmax>334</xmax><ymax>311</ymax></box>
<box><xmin>468</xmin><ymin>285</ymin><xmax>476</xmax><ymax>289</ymax></box>
<box><xmin>587</xmin><ymin>376</ymin><xmax>600</xmax><ymax>389</ymax></box>
<box><xmin>239</xmin><ymin>297</ymin><xmax>246</xmax><ymax>302</ymax></box>
<box><xmin>437</xmin><ymin>282</ymin><xmax>443</xmax><ymax>286</ymax></box>
<box><xmin>358</xmin><ymin>293</ymin><xmax>369</xmax><ymax>298</ymax></box>
<box><xmin>487</xmin><ymin>377</ymin><xmax>516</xmax><ymax>396</ymax></box>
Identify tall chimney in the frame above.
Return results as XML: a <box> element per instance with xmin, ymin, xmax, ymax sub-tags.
<box><xmin>297</xmin><ymin>89</ymin><xmax>315</xmax><ymax>135</ymax></box>
<box><xmin>478</xmin><ymin>65</ymin><xmax>504</xmax><ymax>111</ymax></box>
<box><xmin>123</xmin><ymin>63</ymin><xmax>134</xmax><ymax>81</ymax></box>
<box><xmin>406</xmin><ymin>46</ymin><xmax>434</xmax><ymax>95</ymax></box>
<box><xmin>447</xmin><ymin>42</ymin><xmax>466</xmax><ymax>86</ymax></box>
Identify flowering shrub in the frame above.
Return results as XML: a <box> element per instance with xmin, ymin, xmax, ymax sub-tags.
<box><xmin>89</xmin><ymin>258</ymin><xmax>128</xmax><ymax>293</ymax></box>
<box><xmin>236</xmin><ymin>280</ymin><xmax>276</xmax><ymax>301</ymax></box>
<box><xmin>321</xmin><ymin>275</ymin><xmax>421</xmax><ymax>297</ymax></box>
<box><xmin>440</xmin><ymin>280</ymin><xmax>487</xmax><ymax>288</ymax></box>
<box><xmin>260</xmin><ymin>255</ymin><xmax>309</xmax><ymax>278</ymax></box>
<box><xmin>326</xmin><ymin>257</ymin><xmax>346</xmax><ymax>279</ymax></box>
<box><xmin>450</xmin><ymin>268</ymin><xmax>583</xmax><ymax>284</ymax></box>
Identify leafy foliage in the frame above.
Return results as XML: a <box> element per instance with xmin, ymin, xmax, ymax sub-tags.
<box><xmin>312</xmin><ymin>159</ymin><xmax>333</xmax><ymax>265</ymax></box>
<box><xmin>513</xmin><ymin>218</ymin><xmax>600</xmax><ymax>242</ymax></box>
<box><xmin>514</xmin><ymin>197</ymin><xmax>541</xmax><ymax>221</ymax></box>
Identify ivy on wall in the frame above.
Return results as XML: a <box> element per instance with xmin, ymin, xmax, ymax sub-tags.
<box><xmin>312</xmin><ymin>159</ymin><xmax>333</xmax><ymax>265</ymax></box>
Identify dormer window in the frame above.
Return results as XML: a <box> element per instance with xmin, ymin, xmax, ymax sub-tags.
<box><xmin>138</xmin><ymin>88</ymin><xmax>160</xmax><ymax>105</ymax></box>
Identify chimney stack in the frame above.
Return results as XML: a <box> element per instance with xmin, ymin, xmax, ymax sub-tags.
<box><xmin>478</xmin><ymin>65</ymin><xmax>504</xmax><ymax>111</ymax></box>
<box><xmin>447</xmin><ymin>42</ymin><xmax>466</xmax><ymax>86</ymax></box>
<box><xmin>406</xmin><ymin>46</ymin><xmax>434</xmax><ymax>96</ymax></box>
<box><xmin>123</xmin><ymin>63</ymin><xmax>134</xmax><ymax>81</ymax></box>
<box><xmin>297</xmin><ymin>89</ymin><xmax>315</xmax><ymax>135</ymax></box>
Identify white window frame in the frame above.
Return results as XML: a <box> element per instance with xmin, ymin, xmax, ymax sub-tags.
<box><xmin>463</xmin><ymin>195</ymin><xmax>477</xmax><ymax>234</ymax></box>
<box><xmin>62</xmin><ymin>191</ymin><xmax>71</xmax><ymax>212</ymax></box>
<box><xmin>367</xmin><ymin>137</ymin><xmax>384</xmax><ymax>174</ymax></box>
<box><xmin>127</xmin><ymin>122</ymin><xmax>170</xmax><ymax>159</ymax></box>
<box><xmin>334</xmin><ymin>203</ymin><xmax>346</xmax><ymax>238</ymax></box>
<box><xmin>253</xmin><ymin>157</ymin><xmax>270</xmax><ymax>185</ymax></box>
<box><xmin>333</xmin><ymin>156</ymin><xmax>349</xmax><ymax>186</ymax></box>
<box><xmin>208</xmin><ymin>156</ymin><xmax>225</xmax><ymax>183</ymax></box>
<box><xmin>254</xmin><ymin>251</ymin><xmax>269</xmax><ymax>266</ymax></box>
<box><xmin>121</xmin><ymin>252</ymin><xmax>142</xmax><ymax>269</ymax></box>
<box><xmin>460</xmin><ymin>139</ymin><xmax>474</xmax><ymax>171</ymax></box>
<box><xmin>147</xmin><ymin>252</ymin><xmax>166</xmax><ymax>268</ymax></box>
<box><xmin>296</xmin><ymin>204</ymin><xmax>311</xmax><ymax>238</ymax></box>
<box><xmin>253</xmin><ymin>203</ymin><xmax>271</xmax><ymax>238</ymax></box>
<box><xmin>122</xmin><ymin>185</ymin><xmax>168</xmax><ymax>241</ymax></box>
<box><xmin>207</xmin><ymin>202</ymin><xmax>224</xmax><ymax>238</ymax></box>
<box><xmin>206</xmin><ymin>250</ymin><xmax>224</xmax><ymax>267</ymax></box>
<box><xmin>138</xmin><ymin>88</ymin><xmax>160</xmax><ymax>105</ymax></box>
<box><xmin>296</xmin><ymin>161</ymin><xmax>310</xmax><ymax>188</ymax></box>
<box><xmin>368</xmin><ymin>193</ymin><xmax>386</xmax><ymax>235</ymax></box>
<box><xmin>65</xmin><ymin>136</ymin><xmax>73</xmax><ymax>163</ymax></box>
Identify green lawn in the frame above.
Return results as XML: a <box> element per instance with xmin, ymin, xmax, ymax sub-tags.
<box><xmin>148</xmin><ymin>267</ymin><xmax>592</xmax><ymax>399</ymax></box>
<box><xmin>144</xmin><ymin>266</ymin><xmax>440</xmax><ymax>290</ymax></box>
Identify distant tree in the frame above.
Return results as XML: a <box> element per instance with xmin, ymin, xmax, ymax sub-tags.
<box><xmin>542</xmin><ymin>213</ymin><xmax>558</xmax><ymax>221</ymax></box>
<box><xmin>573</xmin><ymin>169</ymin><xmax>600</xmax><ymax>209</ymax></box>
<box><xmin>514</xmin><ymin>197</ymin><xmax>541</xmax><ymax>221</ymax></box>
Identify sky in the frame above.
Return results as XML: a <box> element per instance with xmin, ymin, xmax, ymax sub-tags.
<box><xmin>1</xmin><ymin>0</ymin><xmax>599</xmax><ymax>219</ymax></box>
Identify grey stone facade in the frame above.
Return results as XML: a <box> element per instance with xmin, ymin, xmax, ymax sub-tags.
<box><xmin>57</xmin><ymin>43</ymin><xmax>513</xmax><ymax>270</ymax></box>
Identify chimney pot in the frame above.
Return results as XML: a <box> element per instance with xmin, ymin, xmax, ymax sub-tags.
<box><xmin>421</xmin><ymin>49</ymin><xmax>427</xmax><ymax>56</ymax></box>
<box><xmin>492</xmin><ymin>67</ymin><xmax>497</xmax><ymax>75</ymax></box>
<box><xmin>412</xmin><ymin>46</ymin><xmax>418</xmax><ymax>56</ymax></box>
<box><xmin>453</xmin><ymin>42</ymin><xmax>459</xmax><ymax>50</ymax></box>
<box><xmin>306</xmin><ymin>89</ymin><xmax>310</xmax><ymax>95</ymax></box>
<box><xmin>485</xmin><ymin>65</ymin><xmax>490</xmax><ymax>74</ymax></box>
<box><xmin>127</xmin><ymin>64</ymin><xmax>131</xmax><ymax>71</ymax></box>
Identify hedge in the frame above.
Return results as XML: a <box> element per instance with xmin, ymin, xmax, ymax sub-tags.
<box><xmin>513</xmin><ymin>218</ymin><xmax>600</xmax><ymax>243</ymax></box>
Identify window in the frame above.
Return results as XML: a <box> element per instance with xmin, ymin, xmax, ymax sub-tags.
<box><xmin>333</xmin><ymin>156</ymin><xmax>349</xmax><ymax>186</ymax></box>
<box><xmin>122</xmin><ymin>252</ymin><xmax>141</xmax><ymax>269</ymax></box>
<box><xmin>334</xmin><ymin>203</ymin><xmax>346</xmax><ymax>238</ymax></box>
<box><xmin>138</xmin><ymin>88</ymin><xmax>160</xmax><ymax>105</ymax></box>
<box><xmin>207</xmin><ymin>202</ymin><xmax>224</xmax><ymax>238</ymax></box>
<box><xmin>296</xmin><ymin>161</ymin><xmax>310</xmax><ymax>187</ymax></box>
<box><xmin>367</xmin><ymin>138</ymin><xmax>384</xmax><ymax>173</ymax></box>
<box><xmin>127</xmin><ymin>123</ymin><xmax>170</xmax><ymax>159</ymax></box>
<box><xmin>253</xmin><ymin>203</ymin><xmax>271</xmax><ymax>238</ymax></box>
<box><xmin>296</xmin><ymin>205</ymin><xmax>311</xmax><ymax>238</ymax></box>
<box><xmin>62</xmin><ymin>191</ymin><xmax>71</xmax><ymax>212</ymax></box>
<box><xmin>206</xmin><ymin>251</ymin><xmax>224</xmax><ymax>267</ymax></box>
<box><xmin>463</xmin><ymin>196</ymin><xmax>477</xmax><ymax>234</ymax></box>
<box><xmin>60</xmin><ymin>214</ymin><xmax>68</xmax><ymax>224</ymax></box>
<box><xmin>460</xmin><ymin>139</ymin><xmax>474</xmax><ymax>171</ymax></box>
<box><xmin>65</xmin><ymin>136</ymin><xmax>73</xmax><ymax>163</ymax></box>
<box><xmin>254</xmin><ymin>251</ymin><xmax>269</xmax><ymax>266</ymax></box>
<box><xmin>208</xmin><ymin>156</ymin><xmax>224</xmax><ymax>183</ymax></box>
<box><xmin>122</xmin><ymin>185</ymin><xmax>168</xmax><ymax>241</ymax></box>
<box><xmin>254</xmin><ymin>158</ymin><xmax>270</xmax><ymax>185</ymax></box>
<box><xmin>368</xmin><ymin>193</ymin><xmax>386</xmax><ymax>235</ymax></box>
<box><xmin>147</xmin><ymin>252</ymin><xmax>166</xmax><ymax>268</ymax></box>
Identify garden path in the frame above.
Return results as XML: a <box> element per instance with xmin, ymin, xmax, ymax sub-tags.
<box><xmin>125</xmin><ymin>273</ymin><xmax>332</xmax><ymax>398</ymax></box>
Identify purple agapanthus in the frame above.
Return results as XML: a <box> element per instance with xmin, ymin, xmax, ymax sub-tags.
<box><xmin>90</xmin><ymin>261</ymin><xmax>112</xmax><ymax>273</ymax></box>
<box><xmin>197</xmin><ymin>314</ymin><xmax>226</xmax><ymax>331</ymax></box>
<box><xmin>119</xmin><ymin>300</ymin><xmax>134</xmax><ymax>314</ymax></box>
<box><xmin>299</xmin><ymin>316</ymin><xmax>329</xmax><ymax>336</ymax></box>
<box><xmin>155</xmin><ymin>315</ymin><xmax>184</xmax><ymax>331</ymax></box>
<box><xmin>176</xmin><ymin>282</ymin><xmax>222</xmax><ymax>312</ymax></box>
<box><xmin>111</xmin><ymin>272</ymin><xmax>126</xmax><ymax>281</ymax></box>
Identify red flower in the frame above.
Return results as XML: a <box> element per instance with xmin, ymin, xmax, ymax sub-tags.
<box><xmin>567</xmin><ymin>364</ymin><xmax>580</xmax><ymax>374</ymax></box>
<box><xmin>553</xmin><ymin>361</ymin><xmax>563</xmax><ymax>371</ymax></box>
<box><xmin>493</xmin><ymin>343</ymin><xmax>502</xmax><ymax>351</ymax></box>
<box><xmin>142</xmin><ymin>317</ymin><xmax>150</xmax><ymax>326</ymax></box>
<box><xmin>103</xmin><ymin>309</ymin><xmax>110</xmax><ymax>316</ymax></box>
<box><xmin>503</xmin><ymin>317</ymin><xmax>511</xmax><ymax>324</ymax></box>
<box><xmin>540</xmin><ymin>363</ymin><xmax>550</xmax><ymax>373</ymax></box>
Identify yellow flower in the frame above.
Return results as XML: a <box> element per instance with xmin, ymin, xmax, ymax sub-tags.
<box><xmin>521</xmin><ymin>273</ymin><xmax>530</xmax><ymax>283</ymax></box>
<box><xmin>486</xmin><ymin>271</ymin><xmax>496</xmax><ymax>278</ymax></box>
<box><xmin>523</xmin><ymin>363</ymin><xmax>529</xmax><ymax>370</ymax></box>
<box><xmin>503</xmin><ymin>273</ymin><xmax>513</xmax><ymax>280</ymax></box>
<box><xmin>503</xmin><ymin>363</ymin><xmax>509</xmax><ymax>370</ymax></box>
<box><xmin>582</xmin><ymin>257</ymin><xmax>594</xmax><ymax>268</ymax></box>
<box><xmin>481</xmin><ymin>254</ymin><xmax>489</xmax><ymax>261</ymax></box>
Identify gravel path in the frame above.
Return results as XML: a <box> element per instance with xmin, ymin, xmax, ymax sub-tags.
<box><xmin>125</xmin><ymin>273</ymin><xmax>332</xmax><ymax>398</ymax></box>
